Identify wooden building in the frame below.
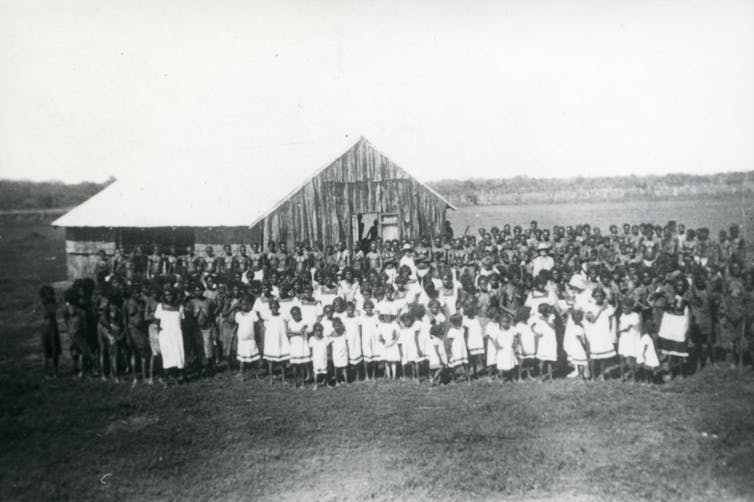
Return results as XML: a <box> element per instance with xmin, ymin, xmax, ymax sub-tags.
<box><xmin>53</xmin><ymin>137</ymin><xmax>455</xmax><ymax>280</ymax></box>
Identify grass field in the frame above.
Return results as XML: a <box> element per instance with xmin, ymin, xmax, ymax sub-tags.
<box><xmin>1</xmin><ymin>202</ymin><xmax>754</xmax><ymax>501</ymax></box>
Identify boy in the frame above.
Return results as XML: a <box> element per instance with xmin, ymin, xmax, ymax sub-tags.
<box><xmin>124</xmin><ymin>284</ymin><xmax>149</xmax><ymax>386</ymax></box>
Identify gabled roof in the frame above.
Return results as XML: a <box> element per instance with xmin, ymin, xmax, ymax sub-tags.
<box><xmin>52</xmin><ymin>136</ymin><xmax>454</xmax><ymax>228</ymax></box>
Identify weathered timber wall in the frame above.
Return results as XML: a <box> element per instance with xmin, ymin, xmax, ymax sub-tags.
<box><xmin>256</xmin><ymin>138</ymin><xmax>448</xmax><ymax>249</ymax></box>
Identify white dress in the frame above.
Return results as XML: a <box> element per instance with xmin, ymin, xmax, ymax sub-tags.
<box><xmin>463</xmin><ymin>317</ymin><xmax>485</xmax><ymax>356</ymax></box>
<box><xmin>617</xmin><ymin>312</ymin><xmax>641</xmax><ymax>359</ymax></box>
<box><xmin>515</xmin><ymin>321</ymin><xmax>537</xmax><ymax>360</ymax></box>
<box><xmin>287</xmin><ymin>318</ymin><xmax>310</xmax><ymax>364</ymax></box>
<box><xmin>415</xmin><ymin>316</ymin><xmax>432</xmax><ymax>362</ymax></box>
<box><xmin>658</xmin><ymin>306</ymin><xmax>689</xmax><ymax>358</ymax></box>
<box><xmin>427</xmin><ymin>336</ymin><xmax>448</xmax><ymax>369</ymax></box>
<box><xmin>637</xmin><ymin>333</ymin><xmax>660</xmax><ymax>368</ymax></box>
<box><xmin>235</xmin><ymin>310</ymin><xmax>260</xmax><ymax>363</ymax></box>
<box><xmin>155</xmin><ymin>304</ymin><xmax>185</xmax><ymax>369</ymax></box>
<box><xmin>298</xmin><ymin>301</ymin><xmax>322</xmax><ymax>331</ymax></box>
<box><xmin>495</xmin><ymin>326</ymin><xmax>518</xmax><ymax>371</ymax></box>
<box><xmin>309</xmin><ymin>336</ymin><xmax>331</xmax><ymax>375</ymax></box>
<box><xmin>360</xmin><ymin>314</ymin><xmax>379</xmax><ymax>362</ymax></box>
<box><xmin>378</xmin><ymin>322</ymin><xmax>401</xmax><ymax>362</ymax></box>
<box><xmin>399</xmin><ymin>326</ymin><xmax>420</xmax><ymax>364</ymax></box>
<box><xmin>330</xmin><ymin>332</ymin><xmax>348</xmax><ymax>368</ymax></box>
<box><xmin>447</xmin><ymin>326</ymin><xmax>468</xmax><ymax>367</ymax></box>
<box><xmin>584</xmin><ymin>302</ymin><xmax>616</xmax><ymax>360</ymax></box>
<box><xmin>342</xmin><ymin>316</ymin><xmax>363</xmax><ymax>365</ymax></box>
<box><xmin>263</xmin><ymin>315</ymin><xmax>290</xmax><ymax>362</ymax></box>
<box><xmin>530</xmin><ymin>315</ymin><xmax>557</xmax><ymax>362</ymax></box>
<box><xmin>484</xmin><ymin>323</ymin><xmax>500</xmax><ymax>367</ymax></box>
<box><xmin>563</xmin><ymin>319</ymin><xmax>588</xmax><ymax>366</ymax></box>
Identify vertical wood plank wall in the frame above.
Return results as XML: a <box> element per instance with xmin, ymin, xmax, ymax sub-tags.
<box><xmin>255</xmin><ymin>139</ymin><xmax>449</xmax><ymax>249</ymax></box>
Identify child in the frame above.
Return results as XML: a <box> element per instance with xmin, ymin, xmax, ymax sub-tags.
<box><xmin>153</xmin><ymin>289</ymin><xmax>185</xmax><ymax>386</ymax></box>
<box><xmin>563</xmin><ymin>309</ymin><xmax>589</xmax><ymax>379</ymax></box>
<box><xmin>462</xmin><ymin>304</ymin><xmax>485</xmax><ymax>377</ymax></box>
<box><xmin>308</xmin><ymin>323</ymin><xmax>331</xmax><ymax>390</ymax></box>
<box><xmin>483</xmin><ymin>306</ymin><xmax>500</xmax><ymax>379</ymax></box>
<box><xmin>427</xmin><ymin>323</ymin><xmax>448</xmax><ymax>384</ymax></box>
<box><xmin>286</xmin><ymin>306</ymin><xmax>309</xmax><ymax>387</ymax></box>
<box><xmin>657</xmin><ymin>275</ymin><xmax>690</xmax><ymax>379</ymax></box>
<box><xmin>616</xmin><ymin>297</ymin><xmax>640</xmax><ymax>381</ymax></box>
<box><xmin>330</xmin><ymin>318</ymin><xmax>349</xmax><ymax>385</ymax></box>
<box><xmin>398</xmin><ymin>312</ymin><xmax>421</xmax><ymax>381</ymax></box>
<box><xmin>125</xmin><ymin>285</ymin><xmax>149</xmax><ymax>386</ymax></box>
<box><xmin>219</xmin><ymin>285</ymin><xmax>242</xmax><ymax>367</ymax></box>
<box><xmin>688</xmin><ymin>273</ymin><xmax>713</xmax><ymax>370</ymax></box>
<box><xmin>262</xmin><ymin>299</ymin><xmax>290</xmax><ymax>384</ymax></box>
<box><xmin>188</xmin><ymin>283</ymin><xmax>215</xmax><ymax>376</ymax></box>
<box><xmin>378</xmin><ymin>313</ymin><xmax>401</xmax><ymax>379</ymax></box>
<box><xmin>39</xmin><ymin>285</ymin><xmax>61</xmax><ymax>378</ymax></box>
<box><xmin>360</xmin><ymin>300</ymin><xmax>380</xmax><ymax>380</ymax></box>
<box><xmin>98</xmin><ymin>303</ymin><xmax>125</xmax><ymax>382</ymax></box>
<box><xmin>447</xmin><ymin>313</ymin><xmax>470</xmax><ymax>382</ymax></box>
<box><xmin>491</xmin><ymin>310</ymin><xmax>518</xmax><ymax>382</ymax></box>
<box><xmin>530</xmin><ymin>303</ymin><xmax>557</xmax><ymax>381</ymax></box>
<box><xmin>584</xmin><ymin>287</ymin><xmax>616</xmax><ymax>380</ymax></box>
<box><xmin>341</xmin><ymin>302</ymin><xmax>365</xmax><ymax>381</ymax></box>
<box><xmin>637</xmin><ymin>330</ymin><xmax>661</xmax><ymax>383</ymax></box>
<box><xmin>235</xmin><ymin>295</ymin><xmax>261</xmax><ymax>380</ymax></box>
<box><xmin>514</xmin><ymin>307</ymin><xmax>537</xmax><ymax>381</ymax></box>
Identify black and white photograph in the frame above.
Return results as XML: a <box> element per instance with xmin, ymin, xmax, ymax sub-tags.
<box><xmin>1</xmin><ymin>0</ymin><xmax>753</xmax><ymax>500</ymax></box>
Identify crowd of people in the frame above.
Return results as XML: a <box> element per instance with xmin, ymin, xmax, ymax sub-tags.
<box><xmin>38</xmin><ymin>219</ymin><xmax>754</xmax><ymax>389</ymax></box>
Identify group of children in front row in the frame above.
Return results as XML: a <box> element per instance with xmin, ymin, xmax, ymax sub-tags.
<box><xmin>226</xmin><ymin>277</ymin><xmax>663</xmax><ymax>390</ymax></box>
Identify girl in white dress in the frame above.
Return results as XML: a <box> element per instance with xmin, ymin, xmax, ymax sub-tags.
<box><xmin>154</xmin><ymin>289</ymin><xmax>185</xmax><ymax>385</ymax></box>
<box><xmin>617</xmin><ymin>298</ymin><xmax>641</xmax><ymax>382</ymax></box>
<box><xmin>462</xmin><ymin>305</ymin><xmax>485</xmax><ymax>377</ymax></box>
<box><xmin>296</xmin><ymin>285</ymin><xmax>320</xmax><ymax>383</ymax></box>
<box><xmin>377</xmin><ymin>313</ymin><xmax>400</xmax><ymax>380</ymax></box>
<box><xmin>515</xmin><ymin>307</ymin><xmax>537</xmax><ymax>381</ymax></box>
<box><xmin>287</xmin><ymin>306</ymin><xmax>310</xmax><ymax>388</ymax></box>
<box><xmin>530</xmin><ymin>303</ymin><xmax>557</xmax><ymax>381</ymax></box>
<box><xmin>235</xmin><ymin>296</ymin><xmax>260</xmax><ymax>380</ymax></box>
<box><xmin>447</xmin><ymin>313</ymin><xmax>470</xmax><ymax>382</ymax></box>
<box><xmin>484</xmin><ymin>306</ymin><xmax>500</xmax><ymax>376</ymax></box>
<box><xmin>492</xmin><ymin>310</ymin><xmax>518</xmax><ymax>381</ymax></box>
<box><xmin>360</xmin><ymin>300</ymin><xmax>380</xmax><ymax>380</ymax></box>
<box><xmin>330</xmin><ymin>318</ymin><xmax>349</xmax><ymax>385</ymax></box>
<box><xmin>309</xmin><ymin>323</ymin><xmax>331</xmax><ymax>390</ymax></box>
<box><xmin>342</xmin><ymin>302</ymin><xmax>365</xmax><ymax>381</ymax></box>
<box><xmin>427</xmin><ymin>323</ymin><xmax>448</xmax><ymax>384</ymax></box>
<box><xmin>398</xmin><ymin>312</ymin><xmax>421</xmax><ymax>381</ymax></box>
<box><xmin>563</xmin><ymin>309</ymin><xmax>589</xmax><ymax>379</ymax></box>
<box><xmin>263</xmin><ymin>300</ymin><xmax>290</xmax><ymax>384</ymax></box>
<box><xmin>584</xmin><ymin>287</ymin><xmax>616</xmax><ymax>380</ymax></box>
<box><xmin>637</xmin><ymin>332</ymin><xmax>660</xmax><ymax>382</ymax></box>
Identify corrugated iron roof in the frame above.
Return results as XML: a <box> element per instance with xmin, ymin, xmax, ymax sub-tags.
<box><xmin>52</xmin><ymin>137</ymin><xmax>454</xmax><ymax>228</ymax></box>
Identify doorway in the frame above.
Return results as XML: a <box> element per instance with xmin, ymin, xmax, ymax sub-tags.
<box><xmin>351</xmin><ymin>212</ymin><xmax>400</xmax><ymax>252</ymax></box>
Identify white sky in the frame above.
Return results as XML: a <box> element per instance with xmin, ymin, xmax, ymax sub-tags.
<box><xmin>0</xmin><ymin>0</ymin><xmax>753</xmax><ymax>183</ymax></box>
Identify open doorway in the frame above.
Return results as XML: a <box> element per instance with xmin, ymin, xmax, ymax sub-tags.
<box><xmin>351</xmin><ymin>213</ymin><xmax>400</xmax><ymax>253</ymax></box>
<box><xmin>352</xmin><ymin>213</ymin><xmax>378</xmax><ymax>253</ymax></box>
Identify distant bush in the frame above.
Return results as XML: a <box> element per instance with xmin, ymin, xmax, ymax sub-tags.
<box><xmin>0</xmin><ymin>178</ymin><xmax>114</xmax><ymax>211</ymax></box>
<box><xmin>428</xmin><ymin>171</ymin><xmax>754</xmax><ymax>206</ymax></box>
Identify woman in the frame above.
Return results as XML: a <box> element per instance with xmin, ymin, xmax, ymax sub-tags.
<box><xmin>154</xmin><ymin>288</ymin><xmax>185</xmax><ymax>385</ymax></box>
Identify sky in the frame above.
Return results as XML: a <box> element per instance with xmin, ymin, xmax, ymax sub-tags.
<box><xmin>0</xmin><ymin>0</ymin><xmax>753</xmax><ymax>184</ymax></box>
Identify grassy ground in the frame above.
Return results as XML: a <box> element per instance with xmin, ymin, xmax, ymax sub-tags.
<box><xmin>1</xmin><ymin>221</ymin><xmax>754</xmax><ymax>501</ymax></box>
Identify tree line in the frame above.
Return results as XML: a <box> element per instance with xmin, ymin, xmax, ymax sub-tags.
<box><xmin>427</xmin><ymin>171</ymin><xmax>754</xmax><ymax>206</ymax></box>
<box><xmin>1</xmin><ymin>171</ymin><xmax>752</xmax><ymax>211</ymax></box>
<box><xmin>0</xmin><ymin>178</ymin><xmax>114</xmax><ymax>211</ymax></box>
